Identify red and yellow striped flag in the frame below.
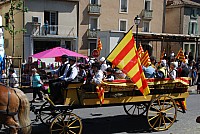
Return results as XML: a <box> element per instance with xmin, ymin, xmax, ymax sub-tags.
<box><xmin>141</xmin><ymin>50</ymin><xmax>151</xmax><ymax>67</ymax></box>
<box><xmin>97</xmin><ymin>38</ymin><xmax>103</xmax><ymax>52</ymax></box>
<box><xmin>137</xmin><ymin>43</ymin><xmax>144</xmax><ymax>58</ymax></box>
<box><xmin>107</xmin><ymin>28</ymin><xmax>150</xmax><ymax>96</ymax></box>
<box><xmin>176</xmin><ymin>48</ymin><xmax>186</xmax><ymax>63</ymax></box>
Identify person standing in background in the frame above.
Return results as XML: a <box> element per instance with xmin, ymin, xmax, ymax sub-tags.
<box><xmin>8</xmin><ymin>68</ymin><xmax>19</xmax><ymax>88</ymax></box>
<box><xmin>31</xmin><ymin>68</ymin><xmax>44</xmax><ymax>102</ymax></box>
<box><xmin>1</xmin><ymin>70</ymin><xmax>7</xmax><ymax>84</ymax></box>
<box><xmin>44</xmin><ymin>20</ymin><xmax>49</xmax><ymax>35</ymax></box>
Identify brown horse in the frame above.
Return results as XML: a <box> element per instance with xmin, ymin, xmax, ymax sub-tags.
<box><xmin>0</xmin><ymin>84</ymin><xmax>31</xmax><ymax>134</ymax></box>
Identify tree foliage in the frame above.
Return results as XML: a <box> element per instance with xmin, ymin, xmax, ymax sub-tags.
<box><xmin>4</xmin><ymin>0</ymin><xmax>28</xmax><ymax>36</ymax></box>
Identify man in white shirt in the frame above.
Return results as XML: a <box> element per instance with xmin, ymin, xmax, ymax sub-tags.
<box><xmin>50</xmin><ymin>56</ymin><xmax>78</xmax><ymax>104</ymax></box>
<box><xmin>91</xmin><ymin>62</ymin><xmax>104</xmax><ymax>85</ymax></box>
<box><xmin>8</xmin><ymin>69</ymin><xmax>19</xmax><ymax>88</ymax></box>
<box><xmin>82</xmin><ymin>62</ymin><xmax>104</xmax><ymax>92</ymax></box>
<box><xmin>61</xmin><ymin>56</ymin><xmax>78</xmax><ymax>82</ymax></box>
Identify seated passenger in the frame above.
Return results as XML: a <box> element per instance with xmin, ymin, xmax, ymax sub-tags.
<box><xmin>143</xmin><ymin>65</ymin><xmax>156</xmax><ymax>78</ymax></box>
<box><xmin>49</xmin><ymin>56</ymin><xmax>78</xmax><ymax>104</ymax></box>
<box><xmin>91</xmin><ymin>62</ymin><xmax>104</xmax><ymax>84</ymax></box>
<box><xmin>156</xmin><ymin>60</ymin><xmax>167</xmax><ymax>78</ymax></box>
<box><xmin>168</xmin><ymin>62</ymin><xmax>176</xmax><ymax>80</ymax></box>
<box><xmin>114</xmin><ymin>69</ymin><xmax>126</xmax><ymax>79</ymax></box>
<box><xmin>104</xmin><ymin>67</ymin><xmax>115</xmax><ymax>82</ymax></box>
<box><xmin>51</xmin><ymin>54</ymin><xmax>69</xmax><ymax>79</ymax></box>
<box><xmin>143</xmin><ymin>56</ymin><xmax>156</xmax><ymax>78</ymax></box>
<box><xmin>77</xmin><ymin>64</ymin><xmax>86</xmax><ymax>82</ymax></box>
<box><xmin>81</xmin><ymin>62</ymin><xmax>104</xmax><ymax>92</ymax></box>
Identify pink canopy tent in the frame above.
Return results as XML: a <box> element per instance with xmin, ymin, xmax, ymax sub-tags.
<box><xmin>31</xmin><ymin>47</ymin><xmax>87</xmax><ymax>58</ymax></box>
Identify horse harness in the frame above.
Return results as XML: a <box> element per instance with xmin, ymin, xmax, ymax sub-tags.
<box><xmin>0</xmin><ymin>85</ymin><xmax>20</xmax><ymax>116</ymax></box>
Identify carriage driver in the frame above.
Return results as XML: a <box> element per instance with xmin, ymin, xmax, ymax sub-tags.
<box><xmin>49</xmin><ymin>56</ymin><xmax>78</xmax><ymax>104</ymax></box>
<box><xmin>52</xmin><ymin>54</ymin><xmax>69</xmax><ymax>78</ymax></box>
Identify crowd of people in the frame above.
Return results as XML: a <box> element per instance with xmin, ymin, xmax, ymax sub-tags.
<box><xmin>144</xmin><ymin>51</ymin><xmax>199</xmax><ymax>86</ymax></box>
<box><xmin>19</xmin><ymin>51</ymin><xmax>200</xmax><ymax>103</ymax></box>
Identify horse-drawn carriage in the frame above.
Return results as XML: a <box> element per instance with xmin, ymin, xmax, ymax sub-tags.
<box><xmin>32</xmin><ymin>77</ymin><xmax>189</xmax><ymax>134</ymax></box>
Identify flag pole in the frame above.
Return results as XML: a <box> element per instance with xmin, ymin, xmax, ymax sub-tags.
<box><xmin>105</xmin><ymin>25</ymin><xmax>134</xmax><ymax>61</ymax></box>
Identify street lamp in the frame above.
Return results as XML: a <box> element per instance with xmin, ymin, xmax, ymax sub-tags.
<box><xmin>134</xmin><ymin>15</ymin><xmax>141</xmax><ymax>47</ymax></box>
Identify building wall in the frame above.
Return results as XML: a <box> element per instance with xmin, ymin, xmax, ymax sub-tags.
<box><xmin>165</xmin><ymin>5</ymin><xmax>200</xmax><ymax>59</ymax></box>
<box><xmin>165</xmin><ymin>6</ymin><xmax>182</xmax><ymax>55</ymax></box>
<box><xmin>24</xmin><ymin>0</ymin><xmax>78</xmax><ymax>59</ymax></box>
<box><xmin>151</xmin><ymin>0</ymin><xmax>165</xmax><ymax>33</ymax></box>
<box><xmin>79</xmin><ymin>0</ymin><xmax>164</xmax><ymax>56</ymax></box>
<box><xmin>78</xmin><ymin>0</ymin><xmax>90</xmax><ymax>55</ymax></box>
<box><xmin>25</xmin><ymin>0</ymin><xmax>77</xmax><ymax>36</ymax></box>
<box><xmin>165</xmin><ymin>7</ymin><xmax>181</xmax><ymax>34</ymax></box>
<box><xmin>0</xmin><ymin>1</ymin><xmax>23</xmax><ymax>57</ymax></box>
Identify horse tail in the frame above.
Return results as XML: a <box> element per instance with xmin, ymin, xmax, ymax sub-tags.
<box><xmin>14</xmin><ymin>88</ymin><xmax>32</xmax><ymax>134</ymax></box>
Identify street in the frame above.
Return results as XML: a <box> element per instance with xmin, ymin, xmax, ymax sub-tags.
<box><xmin>29</xmin><ymin>88</ymin><xmax>200</xmax><ymax>134</ymax></box>
<box><xmin>0</xmin><ymin>88</ymin><xmax>200</xmax><ymax>134</ymax></box>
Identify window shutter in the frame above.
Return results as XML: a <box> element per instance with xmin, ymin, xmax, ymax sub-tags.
<box><xmin>188</xmin><ymin>22</ymin><xmax>192</xmax><ymax>35</ymax></box>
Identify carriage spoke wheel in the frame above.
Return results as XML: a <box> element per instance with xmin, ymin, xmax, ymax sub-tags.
<box><xmin>147</xmin><ymin>96</ymin><xmax>177</xmax><ymax>131</ymax></box>
<box><xmin>39</xmin><ymin>102</ymin><xmax>60</xmax><ymax>126</ymax></box>
<box><xmin>123</xmin><ymin>103</ymin><xmax>147</xmax><ymax>116</ymax></box>
<box><xmin>50</xmin><ymin>112</ymin><xmax>82</xmax><ymax>134</ymax></box>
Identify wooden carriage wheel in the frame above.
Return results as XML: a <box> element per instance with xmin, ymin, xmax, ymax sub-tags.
<box><xmin>39</xmin><ymin>102</ymin><xmax>60</xmax><ymax>126</ymax></box>
<box><xmin>50</xmin><ymin>112</ymin><xmax>82</xmax><ymax>134</ymax></box>
<box><xmin>147</xmin><ymin>96</ymin><xmax>177</xmax><ymax>131</ymax></box>
<box><xmin>123</xmin><ymin>103</ymin><xmax>147</xmax><ymax>116</ymax></box>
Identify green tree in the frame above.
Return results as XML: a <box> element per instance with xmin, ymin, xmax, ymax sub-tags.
<box><xmin>4</xmin><ymin>0</ymin><xmax>28</xmax><ymax>56</ymax></box>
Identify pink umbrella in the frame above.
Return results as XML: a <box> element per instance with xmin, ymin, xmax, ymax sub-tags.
<box><xmin>31</xmin><ymin>47</ymin><xmax>87</xmax><ymax>58</ymax></box>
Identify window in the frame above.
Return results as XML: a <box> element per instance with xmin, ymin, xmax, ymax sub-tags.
<box><xmin>90</xmin><ymin>0</ymin><xmax>99</xmax><ymax>5</ymax></box>
<box><xmin>65</xmin><ymin>41</ymin><xmax>72</xmax><ymax>50</ymax></box>
<box><xmin>89</xmin><ymin>42</ymin><xmax>96</xmax><ymax>56</ymax></box>
<box><xmin>188</xmin><ymin>21</ymin><xmax>198</xmax><ymax>35</ymax></box>
<box><xmin>44</xmin><ymin>11</ymin><xmax>58</xmax><ymax>35</ymax></box>
<box><xmin>143</xmin><ymin>21</ymin><xmax>150</xmax><ymax>32</ymax></box>
<box><xmin>119</xmin><ymin>19</ymin><xmax>127</xmax><ymax>31</ymax></box>
<box><xmin>120</xmin><ymin>0</ymin><xmax>128</xmax><ymax>13</ymax></box>
<box><xmin>191</xmin><ymin>8</ymin><xmax>197</xmax><ymax>18</ymax></box>
<box><xmin>184</xmin><ymin>44</ymin><xmax>189</xmax><ymax>54</ymax></box>
<box><xmin>145</xmin><ymin>0</ymin><xmax>151</xmax><ymax>10</ymax></box>
<box><xmin>89</xmin><ymin>17</ymin><xmax>99</xmax><ymax>30</ymax></box>
<box><xmin>183</xmin><ymin>43</ymin><xmax>196</xmax><ymax>58</ymax></box>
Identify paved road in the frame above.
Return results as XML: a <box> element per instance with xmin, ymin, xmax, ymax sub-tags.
<box><xmin>1</xmin><ymin>87</ymin><xmax>200</xmax><ymax>134</ymax></box>
<box><xmin>31</xmin><ymin>86</ymin><xmax>200</xmax><ymax>134</ymax></box>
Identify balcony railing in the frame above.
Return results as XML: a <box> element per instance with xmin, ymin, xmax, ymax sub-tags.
<box><xmin>88</xmin><ymin>4</ymin><xmax>101</xmax><ymax>14</ymax></box>
<box><xmin>32</xmin><ymin>24</ymin><xmax>76</xmax><ymax>37</ymax></box>
<box><xmin>142</xmin><ymin>9</ymin><xmax>153</xmax><ymax>19</ymax></box>
<box><xmin>87</xmin><ymin>29</ymin><xmax>100</xmax><ymax>38</ymax></box>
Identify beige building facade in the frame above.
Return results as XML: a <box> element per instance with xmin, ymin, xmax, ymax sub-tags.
<box><xmin>79</xmin><ymin>0</ymin><xmax>165</xmax><ymax>58</ymax></box>
<box><xmin>1</xmin><ymin>0</ymin><xmax>168</xmax><ymax>59</ymax></box>
<box><xmin>24</xmin><ymin>0</ymin><xmax>79</xmax><ymax>60</ymax></box>
<box><xmin>165</xmin><ymin>0</ymin><xmax>200</xmax><ymax>58</ymax></box>
<box><xmin>0</xmin><ymin>0</ymin><xmax>79</xmax><ymax>61</ymax></box>
<box><xmin>0</xmin><ymin>0</ymin><xmax>23</xmax><ymax>57</ymax></box>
